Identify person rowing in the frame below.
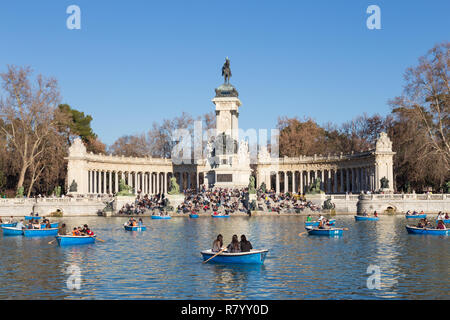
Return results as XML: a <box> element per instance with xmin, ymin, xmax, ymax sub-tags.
<box><xmin>212</xmin><ymin>234</ymin><xmax>224</xmax><ymax>252</ymax></box>
<box><xmin>58</xmin><ymin>223</ymin><xmax>67</xmax><ymax>235</ymax></box>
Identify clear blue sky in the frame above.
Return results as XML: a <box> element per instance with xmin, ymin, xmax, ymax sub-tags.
<box><xmin>0</xmin><ymin>0</ymin><xmax>448</xmax><ymax>145</ymax></box>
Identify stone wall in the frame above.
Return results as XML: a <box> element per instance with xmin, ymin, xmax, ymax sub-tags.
<box><xmin>0</xmin><ymin>198</ymin><xmax>108</xmax><ymax>217</ymax></box>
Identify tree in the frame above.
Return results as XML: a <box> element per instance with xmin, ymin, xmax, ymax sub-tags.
<box><xmin>389</xmin><ymin>42</ymin><xmax>450</xmax><ymax>190</ymax></box>
<box><xmin>0</xmin><ymin>65</ymin><xmax>60</xmax><ymax>192</ymax></box>
<box><xmin>108</xmin><ymin>134</ymin><xmax>149</xmax><ymax>157</ymax></box>
<box><xmin>390</xmin><ymin>42</ymin><xmax>449</xmax><ymax>172</ymax></box>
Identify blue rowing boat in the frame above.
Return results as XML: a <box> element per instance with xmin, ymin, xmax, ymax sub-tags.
<box><xmin>1</xmin><ymin>226</ymin><xmax>23</xmax><ymax>236</ymax></box>
<box><xmin>354</xmin><ymin>215</ymin><xmax>379</xmax><ymax>221</ymax></box>
<box><xmin>436</xmin><ymin>219</ymin><xmax>450</xmax><ymax>224</ymax></box>
<box><xmin>211</xmin><ymin>214</ymin><xmax>230</xmax><ymax>218</ymax></box>
<box><xmin>305</xmin><ymin>219</ymin><xmax>335</xmax><ymax>227</ymax></box>
<box><xmin>23</xmin><ymin>228</ymin><xmax>58</xmax><ymax>237</ymax></box>
<box><xmin>405</xmin><ymin>214</ymin><xmax>427</xmax><ymax>219</ymax></box>
<box><xmin>1</xmin><ymin>222</ymin><xmax>17</xmax><ymax>228</ymax></box>
<box><xmin>406</xmin><ymin>225</ymin><xmax>449</xmax><ymax>235</ymax></box>
<box><xmin>40</xmin><ymin>223</ymin><xmax>58</xmax><ymax>228</ymax></box>
<box><xmin>25</xmin><ymin>216</ymin><xmax>41</xmax><ymax>220</ymax></box>
<box><xmin>124</xmin><ymin>225</ymin><xmax>146</xmax><ymax>231</ymax></box>
<box><xmin>56</xmin><ymin>235</ymin><xmax>96</xmax><ymax>246</ymax></box>
<box><xmin>201</xmin><ymin>249</ymin><xmax>268</xmax><ymax>264</ymax></box>
<box><xmin>151</xmin><ymin>215</ymin><xmax>171</xmax><ymax>220</ymax></box>
<box><xmin>189</xmin><ymin>213</ymin><xmax>199</xmax><ymax>218</ymax></box>
<box><xmin>305</xmin><ymin>227</ymin><xmax>344</xmax><ymax>236</ymax></box>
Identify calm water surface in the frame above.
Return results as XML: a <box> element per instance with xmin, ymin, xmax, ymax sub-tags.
<box><xmin>0</xmin><ymin>215</ymin><xmax>449</xmax><ymax>299</ymax></box>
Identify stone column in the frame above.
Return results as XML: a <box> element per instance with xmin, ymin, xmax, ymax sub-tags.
<box><xmin>276</xmin><ymin>172</ymin><xmax>280</xmax><ymax>194</ymax></box>
<box><xmin>326</xmin><ymin>170</ymin><xmax>331</xmax><ymax>193</ymax></box>
<box><xmin>333</xmin><ymin>170</ymin><xmax>338</xmax><ymax>193</ymax></box>
<box><xmin>108</xmin><ymin>171</ymin><xmax>112</xmax><ymax>194</ymax></box>
<box><xmin>283</xmin><ymin>172</ymin><xmax>288</xmax><ymax>193</ymax></box>
<box><xmin>320</xmin><ymin>170</ymin><xmax>324</xmax><ymax>191</ymax></box>
<box><xmin>164</xmin><ymin>172</ymin><xmax>168</xmax><ymax>194</ymax></box>
<box><xmin>346</xmin><ymin>169</ymin><xmax>350</xmax><ymax>193</ymax></box>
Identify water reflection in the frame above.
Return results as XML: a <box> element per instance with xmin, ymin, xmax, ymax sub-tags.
<box><xmin>0</xmin><ymin>215</ymin><xmax>449</xmax><ymax>299</ymax></box>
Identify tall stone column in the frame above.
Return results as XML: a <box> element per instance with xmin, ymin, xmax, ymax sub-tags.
<box><xmin>320</xmin><ymin>170</ymin><xmax>325</xmax><ymax>191</ymax></box>
<box><xmin>115</xmin><ymin>172</ymin><xmax>118</xmax><ymax>194</ymax></box>
<box><xmin>108</xmin><ymin>171</ymin><xmax>112</xmax><ymax>194</ymax></box>
<box><xmin>276</xmin><ymin>172</ymin><xmax>280</xmax><ymax>194</ymax></box>
<box><xmin>299</xmin><ymin>171</ymin><xmax>303</xmax><ymax>194</ymax></box>
<box><xmin>345</xmin><ymin>168</ymin><xmax>350</xmax><ymax>192</ymax></box>
<box><xmin>333</xmin><ymin>170</ymin><xmax>338</xmax><ymax>193</ymax></box>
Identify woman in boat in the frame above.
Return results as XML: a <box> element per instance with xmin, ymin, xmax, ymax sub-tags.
<box><xmin>436</xmin><ymin>220</ymin><xmax>446</xmax><ymax>230</ymax></box>
<box><xmin>44</xmin><ymin>220</ymin><xmax>52</xmax><ymax>229</ymax></box>
<box><xmin>84</xmin><ymin>225</ymin><xmax>94</xmax><ymax>236</ymax></box>
<box><xmin>72</xmin><ymin>227</ymin><xmax>81</xmax><ymax>236</ymax></box>
<box><xmin>212</xmin><ymin>234</ymin><xmax>223</xmax><ymax>252</ymax></box>
<box><xmin>373</xmin><ymin>211</ymin><xmax>378</xmax><ymax>217</ymax></box>
<box><xmin>240</xmin><ymin>235</ymin><xmax>253</xmax><ymax>252</ymax></box>
<box><xmin>32</xmin><ymin>220</ymin><xmax>41</xmax><ymax>229</ymax></box>
<box><xmin>227</xmin><ymin>234</ymin><xmax>241</xmax><ymax>253</ymax></box>
<box><xmin>306</xmin><ymin>215</ymin><xmax>312</xmax><ymax>222</ymax></box>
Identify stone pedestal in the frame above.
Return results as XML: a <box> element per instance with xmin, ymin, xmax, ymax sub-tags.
<box><xmin>166</xmin><ymin>194</ymin><xmax>185</xmax><ymax>211</ymax></box>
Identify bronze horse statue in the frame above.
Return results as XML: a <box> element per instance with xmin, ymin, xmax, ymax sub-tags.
<box><xmin>222</xmin><ymin>58</ymin><xmax>232</xmax><ymax>84</ymax></box>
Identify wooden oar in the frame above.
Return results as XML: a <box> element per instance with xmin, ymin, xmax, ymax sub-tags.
<box><xmin>203</xmin><ymin>248</ymin><xmax>225</xmax><ymax>264</ymax></box>
<box><xmin>298</xmin><ymin>232</ymin><xmax>308</xmax><ymax>237</ymax></box>
<box><xmin>94</xmin><ymin>236</ymin><xmax>105</xmax><ymax>242</ymax></box>
<box><xmin>48</xmin><ymin>238</ymin><xmax>57</xmax><ymax>244</ymax></box>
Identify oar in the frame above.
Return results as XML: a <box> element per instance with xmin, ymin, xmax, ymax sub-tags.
<box><xmin>298</xmin><ymin>232</ymin><xmax>308</xmax><ymax>237</ymax></box>
<box><xmin>94</xmin><ymin>236</ymin><xmax>105</xmax><ymax>242</ymax></box>
<box><xmin>48</xmin><ymin>238</ymin><xmax>57</xmax><ymax>244</ymax></box>
<box><xmin>203</xmin><ymin>248</ymin><xmax>225</xmax><ymax>264</ymax></box>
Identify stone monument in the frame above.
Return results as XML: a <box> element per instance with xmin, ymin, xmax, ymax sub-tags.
<box><xmin>206</xmin><ymin>58</ymin><xmax>252</xmax><ymax>188</ymax></box>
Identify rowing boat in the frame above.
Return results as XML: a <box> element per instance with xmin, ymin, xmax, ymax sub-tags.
<box><xmin>305</xmin><ymin>219</ymin><xmax>336</xmax><ymax>227</ymax></box>
<box><xmin>211</xmin><ymin>214</ymin><xmax>230</xmax><ymax>218</ymax></box>
<box><xmin>405</xmin><ymin>225</ymin><xmax>449</xmax><ymax>235</ymax></box>
<box><xmin>1</xmin><ymin>223</ymin><xmax>17</xmax><ymax>228</ymax></box>
<box><xmin>25</xmin><ymin>216</ymin><xmax>41</xmax><ymax>220</ymax></box>
<box><xmin>151</xmin><ymin>215</ymin><xmax>171</xmax><ymax>220</ymax></box>
<box><xmin>1</xmin><ymin>226</ymin><xmax>24</xmax><ymax>236</ymax></box>
<box><xmin>40</xmin><ymin>223</ymin><xmax>59</xmax><ymax>228</ymax></box>
<box><xmin>405</xmin><ymin>214</ymin><xmax>427</xmax><ymax>219</ymax></box>
<box><xmin>23</xmin><ymin>228</ymin><xmax>58</xmax><ymax>237</ymax></box>
<box><xmin>354</xmin><ymin>215</ymin><xmax>379</xmax><ymax>221</ymax></box>
<box><xmin>124</xmin><ymin>225</ymin><xmax>147</xmax><ymax>231</ymax></box>
<box><xmin>201</xmin><ymin>249</ymin><xmax>268</xmax><ymax>264</ymax></box>
<box><xmin>56</xmin><ymin>235</ymin><xmax>96</xmax><ymax>246</ymax></box>
<box><xmin>189</xmin><ymin>213</ymin><xmax>199</xmax><ymax>218</ymax></box>
<box><xmin>305</xmin><ymin>227</ymin><xmax>344</xmax><ymax>236</ymax></box>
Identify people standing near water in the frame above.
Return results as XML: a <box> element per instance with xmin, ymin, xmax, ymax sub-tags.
<box><xmin>212</xmin><ymin>234</ymin><xmax>223</xmax><ymax>252</ymax></box>
<box><xmin>240</xmin><ymin>235</ymin><xmax>253</xmax><ymax>252</ymax></box>
<box><xmin>227</xmin><ymin>235</ymin><xmax>241</xmax><ymax>253</ymax></box>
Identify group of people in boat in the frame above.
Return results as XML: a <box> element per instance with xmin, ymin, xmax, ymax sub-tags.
<box><xmin>125</xmin><ymin>217</ymin><xmax>144</xmax><ymax>227</ymax></box>
<box><xmin>416</xmin><ymin>218</ymin><xmax>447</xmax><ymax>230</ymax></box>
<box><xmin>69</xmin><ymin>224</ymin><xmax>95</xmax><ymax>236</ymax></box>
<box><xmin>406</xmin><ymin>210</ymin><xmax>426</xmax><ymax>216</ymax></box>
<box><xmin>361</xmin><ymin>210</ymin><xmax>379</xmax><ymax>217</ymax></box>
<box><xmin>306</xmin><ymin>214</ymin><xmax>334</xmax><ymax>229</ymax></box>
<box><xmin>212</xmin><ymin>234</ymin><xmax>253</xmax><ymax>253</ymax></box>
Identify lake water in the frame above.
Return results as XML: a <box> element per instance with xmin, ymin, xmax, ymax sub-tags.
<box><xmin>0</xmin><ymin>215</ymin><xmax>449</xmax><ymax>299</ymax></box>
